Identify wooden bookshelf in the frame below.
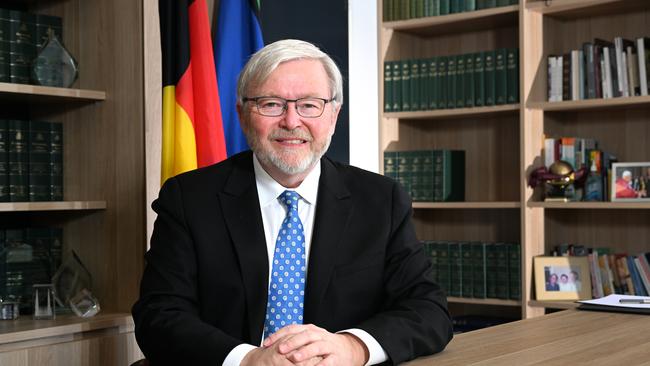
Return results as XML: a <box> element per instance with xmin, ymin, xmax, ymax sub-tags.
<box><xmin>413</xmin><ymin>202</ymin><xmax>521</xmax><ymax>209</ymax></box>
<box><xmin>526</xmin><ymin>0</ymin><xmax>649</xmax><ymax>19</ymax></box>
<box><xmin>528</xmin><ymin>201</ymin><xmax>650</xmax><ymax>209</ymax></box>
<box><xmin>527</xmin><ymin>300</ymin><xmax>580</xmax><ymax>310</ymax></box>
<box><xmin>385</xmin><ymin>104</ymin><xmax>519</xmax><ymax>120</ymax></box>
<box><xmin>0</xmin><ymin>82</ymin><xmax>106</xmax><ymax>102</ymax></box>
<box><xmin>448</xmin><ymin>297</ymin><xmax>522</xmax><ymax>307</ymax></box>
<box><xmin>527</xmin><ymin>95</ymin><xmax>650</xmax><ymax>112</ymax></box>
<box><xmin>0</xmin><ymin>201</ymin><xmax>107</xmax><ymax>212</ymax></box>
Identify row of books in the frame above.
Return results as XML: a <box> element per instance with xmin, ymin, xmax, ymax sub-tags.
<box><xmin>544</xmin><ymin>137</ymin><xmax>620</xmax><ymax>202</ymax></box>
<box><xmin>547</xmin><ymin>37</ymin><xmax>650</xmax><ymax>102</ymax></box>
<box><xmin>0</xmin><ymin>227</ymin><xmax>63</xmax><ymax>312</ymax></box>
<box><xmin>0</xmin><ymin>119</ymin><xmax>63</xmax><ymax>202</ymax></box>
<box><xmin>553</xmin><ymin>244</ymin><xmax>650</xmax><ymax>298</ymax></box>
<box><xmin>383</xmin><ymin>0</ymin><xmax>518</xmax><ymax>22</ymax></box>
<box><xmin>424</xmin><ymin>240</ymin><xmax>521</xmax><ymax>300</ymax></box>
<box><xmin>0</xmin><ymin>8</ymin><xmax>63</xmax><ymax>85</ymax></box>
<box><xmin>384</xmin><ymin>150</ymin><xmax>465</xmax><ymax>202</ymax></box>
<box><xmin>384</xmin><ymin>48</ymin><xmax>519</xmax><ymax>113</ymax></box>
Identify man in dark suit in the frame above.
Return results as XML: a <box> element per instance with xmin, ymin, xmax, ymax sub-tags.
<box><xmin>132</xmin><ymin>39</ymin><xmax>452</xmax><ymax>366</ymax></box>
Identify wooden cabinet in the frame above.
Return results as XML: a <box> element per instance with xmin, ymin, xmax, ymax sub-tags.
<box><xmin>378</xmin><ymin>0</ymin><xmax>650</xmax><ymax>320</ymax></box>
<box><xmin>0</xmin><ymin>0</ymin><xmax>146</xmax><ymax>363</ymax></box>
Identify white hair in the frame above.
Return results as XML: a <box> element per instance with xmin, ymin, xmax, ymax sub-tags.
<box><xmin>237</xmin><ymin>39</ymin><xmax>344</xmax><ymax>107</ymax></box>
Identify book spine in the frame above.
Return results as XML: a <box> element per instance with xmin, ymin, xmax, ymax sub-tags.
<box><xmin>25</xmin><ymin>227</ymin><xmax>52</xmax><ymax>284</ymax></box>
<box><xmin>0</xmin><ymin>229</ymin><xmax>5</xmax><ymax>296</ymax></box>
<box><xmin>431</xmin><ymin>0</ymin><xmax>440</xmax><ymax>16</ymax></box>
<box><xmin>0</xmin><ymin>10</ymin><xmax>10</xmax><ymax>83</ymax></box>
<box><xmin>496</xmin><ymin>0</ymin><xmax>509</xmax><ymax>6</ymax></box>
<box><xmin>443</xmin><ymin>150</ymin><xmax>465</xmax><ymax>201</ymax></box>
<box><xmin>508</xmin><ymin>243</ymin><xmax>521</xmax><ymax>300</ymax></box>
<box><xmin>562</xmin><ymin>53</ymin><xmax>570</xmax><ymax>101</ymax></box>
<box><xmin>440</xmin><ymin>0</ymin><xmax>450</xmax><ymax>15</ymax></box>
<box><xmin>28</xmin><ymin>121</ymin><xmax>51</xmax><ymax>202</ymax></box>
<box><xmin>460</xmin><ymin>242</ymin><xmax>473</xmax><ymax>297</ymax></box>
<box><xmin>384</xmin><ymin>61</ymin><xmax>393</xmax><ymax>112</ymax></box>
<box><xmin>410</xmin><ymin>59</ymin><xmax>420</xmax><ymax>111</ymax></box>
<box><xmin>486</xmin><ymin>243</ymin><xmax>497</xmax><ymax>298</ymax></box>
<box><xmin>446</xmin><ymin>55</ymin><xmax>457</xmax><ymax>109</ymax></box>
<box><xmin>626</xmin><ymin>45</ymin><xmax>640</xmax><ymax>96</ymax></box>
<box><xmin>397</xmin><ymin>152</ymin><xmax>411</xmax><ymax>196</ymax></box>
<box><xmin>464</xmin><ymin>53</ymin><xmax>475</xmax><ymax>108</ymax></box>
<box><xmin>497</xmin><ymin>48</ymin><xmax>510</xmax><ymax>103</ymax></box>
<box><xmin>428</xmin><ymin>57</ymin><xmax>438</xmax><ymax>110</ymax></box>
<box><xmin>411</xmin><ymin>151</ymin><xmax>422</xmax><ymax>201</ymax></box>
<box><xmin>620</xmin><ymin>255</ymin><xmax>635</xmax><ymax>295</ymax></box>
<box><xmin>466</xmin><ymin>0</ymin><xmax>476</xmax><ymax>12</ymax></box>
<box><xmin>506</xmin><ymin>48</ymin><xmax>519</xmax><ymax>104</ymax></box>
<box><xmin>628</xmin><ymin>256</ymin><xmax>648</xmax><ymax>296</ymax></box>
<box><xmin>401</xmin><ymin>60</ymin><xmax>411</xmax><ymax>111</ymax></box>
<box><xmin>437</xmin><ymin>56</ymin><xmax>448</xmax><ymax>109</ymax></box>
<box><xmin>495</xmin><ymin>243</ymin><xmax>509</xmax><ymax>299</ymax></box>
<box><xmin>634</xmin><ymin>256</ymin><xmax>650</xmax><ymax>295</ymax></box>
<box><xmin>450</xmin><ymin>0</ymin><xmax>460</xmax><ymax>13</ymax></box>
<box><xmin>455</xmin><ymin>54</ymin><xmax>465</xmax><ymax>108</ymax></box>
<box><xmin>0</xmin><ymin>119</ymin><xmax>7</xmax><ymax>202</ymax></box>
<box><xmin>393</xmin><ymin>0</ymin><xmax>402</xmax><ymax>20</ymax></box>
<box><xmin>485</xmin><ymin>0</ymin><xmax>497</xmax><ymax>8</ymax></box>
<box><xmin>383</xmin><ymin>0</ymin><xmax>392</xmax><ymax>21</ymax></box>
<box><xmin>8</xmin><ymin>120</ymin><xmax>28</xmax><ymax>202</ymax></box>
<box><xmin>422</xmin><ymin>150</ymin><xmax>434</xmax><ymax>202</ymax></box>
<box><xmin>50</xmin><ymin>122</ymin><xmax>63</xmax><ymax>201</ymax></box>
<box><xmin>472</xmin><ymin>242</ymin><xmax>486</xmax><ymax>298</ymax></box>
<box><xmin>419</xmin><ymin>59</ymin><xmax>429</xmax><ymax>110</ymax></box>
<box><xmin>437</xmin><ymin>242</ymin><xmax>451</xmax><ymax>294</ymax></box>
<box><xmin>584</xmin><ymin>43</ymin><xmax>596</xmax><ymax>99</ymax></box>
<box><xmin>638</xmin><ymin>38</ymin><xmax>648</xmax><ymax>96</ymax></box>
<box><xmin>476</xmin><ymin>0</ymin><xmax>486</xmax><ymax>10</ymax></box>
<box><xmin>383</xmin><ymin>151</ymin><xmax>398</xmax><ymax>181</ymax></box>
<box><xmin>425</xmin><ymin>241</ymin><xmax>437</xmax><ymax>282</ymax></box>
<box><xmin>449</xmin><ymin>242</ymin><xmax>461</xmax><ymax>297</ymax></box>
<box><xmin>8</xmin><ymin>10</ymin><xmax>36</xmax><ymax>85</ymax></box>
<box><xmin>474</xmin><ymin>52</ymin><xmax>484</xmax><ymax>107</ymax></box>
<box><xmin>484</xmin><ymin>50</ymin><xmax>496</xmax><ymax>105</ymax></box>
<box><xmin>392</xmin><ymin>61</ymin><xmax>402</xmax><ymax>111</ymax></box>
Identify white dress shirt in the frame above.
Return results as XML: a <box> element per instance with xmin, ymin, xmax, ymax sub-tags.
<box><xmin>222</xmin><ymin>154</ymin><xmax>388</xmax><ymax>365</ymax></box>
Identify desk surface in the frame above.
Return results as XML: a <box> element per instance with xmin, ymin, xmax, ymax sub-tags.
<box><xmin>405</xmin><ymin>309</ymin><xmax>650</xmax><ymax>365</ymax></box>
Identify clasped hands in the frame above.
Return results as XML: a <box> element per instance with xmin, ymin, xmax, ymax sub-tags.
<box><xmin>241</xmin><ymin>324</ymin><xmax>369</xmax><ymax>366</ymax></box>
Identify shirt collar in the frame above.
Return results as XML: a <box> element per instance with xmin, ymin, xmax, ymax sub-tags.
<box><xmin>253</xmin><ymin>153</ymin><xmax>320</xmax><ymax>206</ymax></box>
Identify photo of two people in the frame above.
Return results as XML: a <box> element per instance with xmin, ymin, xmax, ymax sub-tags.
<box><xmin>544</xmin><ymin>266</ymin><xmax>582</xmax><ymax>292</ymax></box>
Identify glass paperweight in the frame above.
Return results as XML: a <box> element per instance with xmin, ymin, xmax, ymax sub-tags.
<box><xmin>31</xmin><ymin>29</ymin><xmax>78</xmax><ymax>88</ymax></box>
<box><xmin>52</xmin><ymin>250</ymin><xmax>92</xmax><ymax>307</ymax></box>
<box><xmin>69</xmin><ymin>289</ymin><xmax>100</xmax><ymax>318</ymax></box>
<box><xmin>33</xmin><ymin>284</ymin><xmax>56</xmax><ymax>320</ymax></box>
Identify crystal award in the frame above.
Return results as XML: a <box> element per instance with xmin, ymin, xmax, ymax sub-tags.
<box><xmin>31</xmin><ymin>28</ymin><xmax>78</xmax><ymax>88</ymax></box>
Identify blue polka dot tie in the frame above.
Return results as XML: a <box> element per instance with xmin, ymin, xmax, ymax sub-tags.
<box><xmin>263</xmin><ymin>190</ymin><xmax>306</xmax><ymax>338</ymax></box>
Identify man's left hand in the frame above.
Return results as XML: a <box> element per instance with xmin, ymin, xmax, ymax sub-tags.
<box><xmin>263</xmin><ymin>324</ymin><xmax>369</xmax><ymax>366</ymax></box>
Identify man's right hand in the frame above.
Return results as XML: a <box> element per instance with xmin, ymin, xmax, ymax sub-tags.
<box><xmin>241</xmin><ymin>338</ymin><xmax>323</xmax><ymax>366</ymax></box>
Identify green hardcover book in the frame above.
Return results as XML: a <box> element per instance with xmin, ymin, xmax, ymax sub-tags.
<box><xmin>474</xmin><ymin>52</ymin><xmax>485</xmax><ymax>107</ymax></box>
<box><xmin>25</xmin><ymin>228</ymin><xmax>52</xmax><ymax>284</ymax></box>
<box><xmin>455</xmin><ymin>54</ymin><xmax>465</xmax><ymax>108</ymax></box>
<box><xmin>0</xmin><ymin>229</ymin><xmax>5</xmax><ymax>296</ymax></box>
<box><xmin>437</xmin><ymin>56</ymin><xmax>447</xmax><ymax>109</ymax></box>
<box><xmin>410</xmin><ymin>0</ymin><xmax>418</xmax><ymax>19</ymax></box>
<box><xmin>410</xmin><ymin>60</ymin><xmax>420</xmax><ymax>111</ymax></box>
<box><xmin>466</xmin><ymin>0</ymin><xmax>476</xmax><ymax>11</ymax></box>
<box><xmin>434</xmin><ymin>150</ymin><xmax>465</xmax><ymax>202</ymax></box>
<box><xmin>495</xmin><ymin>48</ymin><xmax>507</xmax><ymax>105</ymax></box>
<box><xmin>401</xmin><ymin>60</ymin><xmax>411</xmax><ymax>111</ymax></box>
<box><xmin>449</xmin><ymin>242</ymin><xmax>461</xmax><ymax>297</ymax></box>
<box><xmin>419</xmin><ymin>59</ymin><xmax>429</xmax><ymax>110</ymax></box>
<box><xmin>416</xmin><ymin>0</ymin><xmax>425</xmax><ymax>18</ymax></box>
<box><xmin>509</xmin><ymin>0</ymin><xmax>518</xmax><ymax>4</ymax></box>
<box><xmin>450</xmin><ymin>0</ymin><xmax>461</xmax><ymax>13</ymax></box>
<box><xmin>410</xmin><ymin>151</ymin><xmax>423</xmax><ymax>201</ymax></box>
<box><xmin>446</xmin><ymin>55</ymin><xmax>456</xmax><ymax>109</ymax></box>
<box><xmin>437</xmin><ymin>241</ymin><xmax>451</xmax><ymax>294</ymax></box>
<box><xmin>440</xmin><ymin>0</ymin><xmax>450</xmax><ymax>15</ymax></box>
<box><xmin>8</xmin><ymin>120</ymin><xmax>28</xmax><ymax>202</ymax></box>
<box><xmin>506</xmin><ymin>48</ymin><xmax>519</xmax><ymax>104</ymax></box>
<box><xmin>384</xmin><ymin>61</ymin><xmax>393</xmax><ymax>112</ymax></box>
<box><xmin>485</xmin><ymin>0</ymin><xmax>497</xmax><ymax>7</ymax></box>
<box><xmin>404</xmin><ymin>0</ymin><xmax>412</xmax><ymax>19</ymax></box>
<box><xmin>495</xmin><ymin>242</ymin><xmax>510</xmax><ymax>299</ymax></box>
<box><xmin>392</xmin><ymin>61</ymin><xmax>402</xmax><ymax>111</ymax></box>
<box><xmin>28</xmin><ymin>121</ymin><xmax>51</xmax><ymax>201</ymax></box>
<box><xmin>472</xmin><ymin>242</ymin><xmax>487</xmax><ymax>298</ymax></box>
<box><xmin>0</xmin><ymin>9</ymin><xmax>10</xmax><ymax>82</ymax></box>
<box><xmin>428</xmin><ymin>241</ymin><xmax>438</xmax><ymax>282</ymax></box>
<box><xmin>486</xmin><ymin>243</ymin><xmax>498</xmax><ymax>298</ymax></box>
<box><xmin>460</xmin><ymin>241</ymin><xmax>473</xmax><ymax>297</ymax></box>
<box><xmin>508</xmin><ymin>243</ymin><xmax>521</xmax><ymax>300</ymax></box>
<box><xmin>8</xmin><ymin>10</ymin><xmax>36</xmax><ymax>85</ymax></box>
<box><xmin>4</xmin><ymin>228</ymin><xmax>27</xmax><ymax>305</ymax></box>
<box><xmin>465</xmin><ymin>53</ymin><xmax>475</xmax><ymax>108</ymax></box>
<box><xmin>383</xmin><ymin>0</ymin><xmax>392</xmax><ymax>21</ymax></box>
<box><xmin>0</xmin><ymin>119</ymin><xmax>7</xmax><ymax>202</ymax></box>
<box><xmin>50</xmin><ymin>122</ymin><xmax>63</xmax><ymax>201</ymax></box>
<box><xmin>484</xmin><ymin>50</ymin><xmax>496</xmax><ymax>105</ymax></box>
<box><xmin>476</xmin><ymin>0</ymin><xmax>487</xmax><ymax>9</ymax></box>
<box><xmin>383</xmin><ymin>151</ymin><xmax>398</xmax><ymax>181</ymax></box>
<box><xmin>421</xmin><ymin>150</ymin><xmax>434</xmax><ymax>201</ymax></box>
<box><xmin>497</xmin><ymin>0</ymin><xmax>510</xmax><ymax>6</ymax></box>
<box><xmin>393</xmin><ymin>0</ymin><xmax>402</xmax><ymax>20</ymax></box>
<box><xmin>397</xmin><ymin>151</ymin><xmax>411</xmax><ymax>196</ymax></box>
<box><xmin>431</xmin><ymin>0</ymin><xmax>440</xmax><ymax>16</ymax></box>
<box><xmin>428</xmin><ymin>58</ymin><xmax>438</xmax><ymax>110</ymax></box>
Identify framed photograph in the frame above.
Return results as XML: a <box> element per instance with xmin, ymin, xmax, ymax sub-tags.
<box><xmin>611</xmin><ymin>162</ymin><xmax>650</xmax><ymax>202</ymax></box>
<box><xmin>534</xmin><ymin>256</ymin><xmax>592</xmax><ymax>301</ymax></box>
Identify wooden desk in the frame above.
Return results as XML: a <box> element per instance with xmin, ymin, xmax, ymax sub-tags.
<box><xmin>404</xmin><ymin>309</ymin><xmax>650</xmax><ymax>365</ymax></box>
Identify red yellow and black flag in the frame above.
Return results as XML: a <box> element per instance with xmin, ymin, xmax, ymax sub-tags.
<box><xmin>159</xmin><ymin>0</ymin><xmax>227</xmax><ymax>183</ymax></box>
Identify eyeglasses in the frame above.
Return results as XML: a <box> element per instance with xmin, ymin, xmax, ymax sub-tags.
<box><xmin>242</xmin><ymin>96</ymin><xmax>335</xmax><ymax>118</ymax></box>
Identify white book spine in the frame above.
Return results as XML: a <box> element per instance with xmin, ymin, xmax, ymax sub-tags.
<box><xmin>604</xmin><ymin>48</ymin><xmax>613</xmax><ymax>99</ymax></box>
<box><xmin>638</xmin><ymin>38</ymin><xmax>648</xmax><ymax>96</ymax></box>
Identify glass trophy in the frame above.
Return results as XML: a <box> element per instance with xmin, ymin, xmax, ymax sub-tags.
<box><xmin>31</xmin><ymin>28</ymin><xmax>78</xmax><ymax>88</ymax></box>
<box><xmin>33</xmin><ymin>284</ymin><xmax>56</xmax><ymax>320</ymax></box>
<box><xmin>52</xmin><ymin>250</ymin><xmax>100</xmax><ymax>317</ymax></box>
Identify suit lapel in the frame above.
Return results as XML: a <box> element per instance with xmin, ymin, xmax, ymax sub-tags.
<box><xmin>218</xmin><ymin>153</ymin><xmax>268</xmax><ymax>344</ymax></box>
<box><xmin>304</xmin><ymin>158</ymin><xmax>352</xmax><ymax>323</ymax></box>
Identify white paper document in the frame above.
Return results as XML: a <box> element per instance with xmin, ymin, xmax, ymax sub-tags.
<box><xmin>578</xmin><ymin>294</ymin><xmax>650</xmax><ymax>309</ymax></box>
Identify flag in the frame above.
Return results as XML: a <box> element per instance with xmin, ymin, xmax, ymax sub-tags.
<box><xmin>214</xmin><ymin>0</ymin><xmax>264</xmax><ymax>157</ymax></box>
<box><xmin>159</xmin><ymin>0</ymin><xmax>227</xmax><ymax>183</ymax></box>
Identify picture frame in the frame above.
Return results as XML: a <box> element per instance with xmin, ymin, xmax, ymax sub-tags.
<box><xmin>534</xmin><ymin>256</ymin><xmax>592</xmax><ymax>301</ymax></box>
<box><xmin>610</xmin><ymin>162</ymin><xmax>650</xmax><ymax>202</ymax></box>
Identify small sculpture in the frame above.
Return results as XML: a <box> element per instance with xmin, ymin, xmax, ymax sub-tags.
<box><xmin>528</xmin><ymin>160</ymin><xmax>587</xmax><ymax>202</ymax></box>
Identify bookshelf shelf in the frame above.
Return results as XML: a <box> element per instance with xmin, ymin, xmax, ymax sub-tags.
<box><xmin>0</xmin><ymin>313</ymin><xmax>132</xmax><ymax>351</ymax></box>
<box><xmin>527</xmin><ymin>300</ymin><xmax>580</xmax><ymax>310</ymax></box>
<box><xmin>528</xmin><ymin>201</ymin><xmax>650</xmax><ymax>209</ymax></box>
<box><xmin>413</xmin><ymin>201</ymin><xmax>520</xmax><ymax>209</ymax></box>
<box><xmin>0</xmin><ymin>82</ymin><xmax>106</xmax><ymax>102</ymax></box>
<box><xmin>448</xmin><ymin>297</ymin><xmax>521</xmax><ymax>307</ymax></box>
<box><xmin>384</xmin><ymin>5</ymin><xmax>518</xmax><ymax>36</ymax></box>
<box><xmin>384</xmin><ymin>104</ymin><xmax>519</xmax><ymax>120</ymax></box>
<box><xmin>0</xmin><ymin>201</ymin><xmax>107</xmax><ymax>212</ymax></box>
<box><xmin>527</xmin><ymin>96</ymin><xmax>650</xmax><ymax>112</ymax></box>
<box><xmin>526</xmin><ymin>0</ymin><xmax>649</xmax><ymax>19</ymax></box>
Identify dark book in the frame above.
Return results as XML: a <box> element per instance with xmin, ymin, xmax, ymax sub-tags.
<box><xmin>421</xmin><ymin>151</ymin><xmax>434</xmax><ymax>201</ymax></box>
<box><xmin>8</xmin><ymin>120</ymin><xmax>29</xmax><ymax>202</ymax></box>
<box><xmin>437</xmin><ymin>241</ymin><xmax>451</xmax><ymax>294</ymax></box>
<box><xmin>562</xmin><ymin>53</ymin><xmax>570</xmax><ymax>101</ymax></box>
<box><xmin>583</xmin><ymin>43</ymin><xmax>596</xmax><ymax>99</ymax></box>
<box><xmin>392</xmin><ymin>61</ymin><xmax>402</xmax><ymax>111</ymax></box>
<box><xmin>0</xmin><ymin>119</ymin><xmax>7</xmax><ymax>201</ymax></box>
<box><xmin>594</xmin><ymin>38</ymin><xmax>619</xmax><ymax>98</ymax></box>
<box><xmin>484</xmin><ymin>50</ymin><xmax>496</xmax><ymax>105</ymax></box>
<box><xmin>419</xmin><ymin>59</ymin><xmax>429</xmax><ymax>110</ymax></box>
<box><xmin>495</xmin><ymin>48</ymin><xmax>507</xmax><ymax>104</ymax></box>
<box><xmin>410</xmin><ymin>60</ymin><xmax>421</xmax><ymax>111</ymax></box>
<box><xmin>476</xmin><ymin>0</ymin><xmax>487</xmax><ymax>9</ymax></box>
<box><xmin>428</xmin><ymin>57</ymin><xmax>438</xmax><ymax>110</ymax></box>
<box><xmin>460</xmin><ymin>241</ymin><xmax>473</xmax><ymax>297</ymax></box>
<box><xmin>438</xmin><ymin>56</ymin><xmax>448</xmax><ymax>109</ymax></box>
<box><xmin>446</xmin><ymin>55</ymin><xmax>457</xmax><ymax>109</ymax></box>
<box><xmin>440</xmin><ymin>0</ymin><xmax>450</xmax><ymax>15</ymax></box>
<box><xmin>497</xmin><ymin>0</ymin><xmax>510</xmax><ymax>6</ymax></box>
<box><xmin>464</xmin><ymin>53</ymin><xmax>475</xmax><ymax>108</ymax></box>
<box><xmin>393</xmin><ymin>0</ymin><xmax>402</xmax><ymax>20</ymax></box>
<box><xmin>433</xmin><ymin>150</ymin><xmax>465</xmax><ymax>202</ymax></box>
<box><xmin>28</xmin><ymin>121</ymin><xmax>51</xmax><ymax>201</ymax></box>
<box><xmin>506</xmin><ymin>48</ymin><xmax>519</xmax><ymax>103</ymax></box>
<box><xmin>0</xmin><ymin>9</ymin><xmax>10</xmax><ymax>82</ymax></box>
<box><xmin>426</xmin><ymin>241</ymin><xmax>438</xmax><ymax>282</ymax></box>
<box><xmin>472</xmin><ymin>242</ymin><xmax>487</xmax><ymax>298</ymax></box>
<box><xmin>484</xmin><ymin>0</ymin><xmax>497</xmax><ymax>8</ymax></box>
<box><xmin>466</xmin><ymin>0</ymin><xmax>476</xmax><ymax>12</ymax></box>
<box><xmin>486</xmin><ymin>243</ymin><xmax>498</xmax><ymax>298</ymax></box>
<box><xmin>383</xmin><ymin>61</ymin><xmax>393</xmax><ymax>112</ymax></box>
<box><xmin>401</xmin><ymin>60</ymin><xmax>411</xmax><ymax>111</ymax></box>
<box><xmin>474</xmin><ymin>52</ymin><xmax>485</xmax><ymax>106</ymax></box>
<box><xmin>495</xmin><ymin>242</ymin><xmax>510</xmax><ymax>299</ymax></box>
<box><xmin>383</xmin><ymin>151</ymin><xmax>398</xmax><ymax>181</ymax></box>
<box><xmin>397</xmin><ymin>151</ymin><xmax>412</xmax><ymax>197</ymax></box>
<box><xmin>8</xmin><ymin>10</ymin><xmax>36</xmax><ymax>85</ymax></box>
<box><xmin>410</xmin><ymin>151</ymin><xmax>423</xmax><ymax>201</ymax></box>
<box><xmin>455</xmin><ymin>54</ymin><xmax>465</xmax><ymax>108</ymax></box>
<box><xmin>450</xmin><ymin>0</ymin><xmax>461</xmax><ymax>14</ymax></box>
<box><xmin>508</xmin><ymin>243</ymin><xmax>521</xmax><ymax>300</ymax></box>
<box><xmin>50</xmin><ymin>122</ymin><xmax>63</xmax><ymax>201</ymax></box>
<box><xmin>430</xmin><ymin>0</ymin><xmax>440</xmax><ymax>16</ymax></box>
<box><xmin>449</xmin><ymin>242</ymin><xmax>461</xmax><ymax>297</ymax></box>
<box><xmin>383</xmin><ymin>0</ymin><xmax>393</xmax><ymax>21</ymax></box>
<box><xmin>403</xmin><ymin>0</ymin><xmax>411</xmax><ymax>19</ymax></box>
